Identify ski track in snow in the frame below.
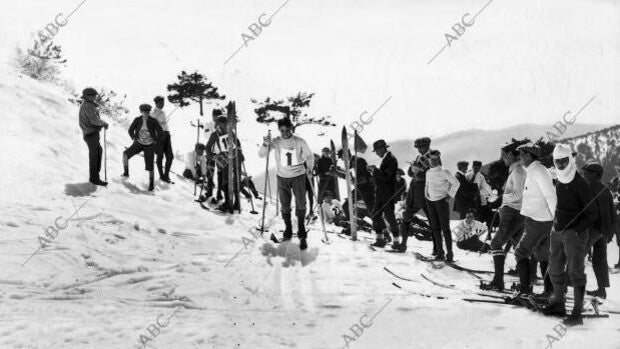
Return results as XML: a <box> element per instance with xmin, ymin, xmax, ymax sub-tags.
<box><xmin>1</xmin><ymin>71</ymin><xmax>620</xmax><ymax>348</ymax></box>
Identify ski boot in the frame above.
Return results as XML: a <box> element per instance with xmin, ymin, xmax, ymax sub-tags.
<box><xmin>370</xmin><ymin>235</ymin><xmax>387</xmax><ymax>248</ymax></box>
<box><xmin>446</xmin><ymin>251</ymin><xmax>454</xmax><ymax>263</ymax></box>
<box><xmin>586</xmin><ymin>288</ymin><xmax>606</xmax><ymax>299</ymax></box>
<box><xmin>541</xmin><ymin>301</ymin><xmax>567</xmax><ymax>317</ymax></box>
<box><xmin>479</xmin><ymin>279</ymin><xmax>505</xmax><ymax>292</ymax></box>
<box><xmin>563</xmin><ymin>285</ymin><xmax>584</xmax><ymax>326</ymax></box>
<box><xmin>300</xmin><ymin>238</ymin><xmax>308</xmax><ymax>251</ymax></box>
<box><xmin>122</xmin><ymin>166</ymin><xmax>129</xmax><ymax>178</ymax></box>
<box><xmin>281</xmin><ymin>213</ymin><xmax>293</xmax><ymax>242</ymax></box>
<box><xmin>90</xmin><ymin>178</ymin><xmax>108</xmax><ymax>186</ymax></box>
<box><xmin>434</xmin><ymin>254</ymin><xmax>445</xmax><ymax>261</ymax></box>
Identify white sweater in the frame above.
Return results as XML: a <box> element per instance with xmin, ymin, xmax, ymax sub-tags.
<box><xmin>520</xmin><ymin>160</ymin><xmax>557</xmax><ymax>222</ymax></box>
<box><xmin>425</xmin><ymin>166</ymin><xmax>460</xmax><ymax>201</ymax></box>
<box><xmin>259</xmin><ymin>134</ymin><xmax>314</xmax><ymax>178</ymax></box>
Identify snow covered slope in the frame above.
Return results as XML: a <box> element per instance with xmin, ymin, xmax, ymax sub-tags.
<box><xmin>1</xmin><ymin>70</ymin><xmax>620</xmax><ymax>349</ymax></box>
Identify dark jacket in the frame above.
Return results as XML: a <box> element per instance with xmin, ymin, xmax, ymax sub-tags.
<box><xmin>453</xmin><ymin>171</ymin><xmax>479</xmax><ymax>213</ymax></box>
<box><xmin>588</xmin><ymin>181</ymin><xmax>617</xmax><ymax>238</ymax></box>
<box><xmin>352</xmin><ymin>156</ymin><xmax>372</xmax><ymax>187</ymax></box>
<box><xmin>554</xmin><ymin>172</ymin><xmax>598</xmax><ymax>234</ymax></box>
<box><xmin>315</xmin><ymin>156</ymin><xmax>333</xmax><ymax>176</ymax></box>
<box><xmin>79</xmin><ymin>100</ymin><xmax>105</xmax><ymax>136</ymax></box>
<box><xmin>205</xmin><ymin>129</ymin><xmax>244</xmax><ymax>164</ymax></box>
<box><xmin>373</xmin><ymin>151</ymin><xmax>398</xmax><ymax>201</ymax></box>
<box><xmin>128</xmin><ymin>116</ymin><xmax>163</xmax><ymax>144</ymax></box>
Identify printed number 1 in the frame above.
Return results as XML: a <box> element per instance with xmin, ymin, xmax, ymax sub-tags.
<box><xmin>286</xmin><ymin>152</ymin><xmax>292</xmax><ymax>166</ymax></box>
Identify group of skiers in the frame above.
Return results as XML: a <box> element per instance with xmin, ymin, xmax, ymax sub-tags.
<box><xmin>79</xmin><ymin>87</ymin><xmax>619</xmax><ymax>325</ymax></box>
<box><xmin>78</xmin><ymin>88</ymin><xmax>174</xmax><ymax>190</ymax></box>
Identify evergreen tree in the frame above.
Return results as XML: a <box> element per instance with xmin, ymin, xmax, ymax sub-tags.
<box><xmin>167</xmin><ymin>71</ymin><xmax>225</xmax><ymax>116</ymax></box>
<box><xmin>251</xmin><ymin>92</ymin><xmax>335</xmax><ymax>132</ymax></box>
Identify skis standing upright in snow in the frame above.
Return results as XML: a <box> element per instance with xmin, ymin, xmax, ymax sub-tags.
<box><xmin>341</xmin><ymin>127</ymin><xmax>358</xmax><ymax>241</ymax></box>
<box><xmin>225</xmin><ymin>101</ymin><xmax>239</xmax><ymax>214</ymax></box>
<box><xmin>330</xmin><ymin>140</ymin><xmax>340</xmax><ymax>200</ymax></box>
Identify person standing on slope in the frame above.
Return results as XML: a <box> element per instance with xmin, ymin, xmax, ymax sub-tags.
<box><xmin>480</xmin><ymin>139</ymin><xmax>528</xmax><ymax>291</ymax></box>
<box><xmin>152</xmin><ymin>96</ymin><xmax>174</xmax><ymax>183</ymax></box>
<box><xmin>315</xmin><ymin>147</ymin><xmax>335</xmax><ymax>203</ymax></box>
<box><xmin>424</xmin><ymin>150</ymin><xmax>460</xmax><ymax>261</ymax></box>
<box><xmin>79</xmin><ymin>87</ymin><xmax>109</xmax><ymax>186</ymax></box>
<box><xmin>513</xmin><ymin>143</ymin><xmax>556</xmax><ymax>297</ymax></box>
<box><xmin>542</xmin><ymin>144</ymin><xmax>598</xmax><ymax>326</ymax></box>
<box><xmin>206</xmin><ymin>116</ymin><xmax>244</xmax><ymax>212</ymax></box>
<box><xmin>402</xmin><ymin>137</ymin><xmax>434</xmax><ymax>254</ymax></box>
<box><xmin>258</xmin><ymin>117</ymin><xmax>314</xmax><ymax>250</ymax></box>
<box><xmin>453</xmin><ymin>161</ymin><xmax>477</xmax><ymax>219</ymax></box>
<box><xmin>368</xmin><ymin>140</ymin><xmax>401</xmax><ymax>250</ymax></box>
<box><xmin>122</xmin><ymin>104</ymin><xmax>163</xmax><ymax>191</ymax></box>
<box><xmin>581</xmin><ymin>161</ymin><xmax>616</xmax><ymax>299</ymax></box>
<box><xmin>468</xmin><ymin>160</ymin><xmax>493</xmax><ymax>223</ymax></box>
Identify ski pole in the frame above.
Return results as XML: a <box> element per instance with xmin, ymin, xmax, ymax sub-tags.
<box><xmin>259</xmin><ymin>131</ymin><xmax>271</xmax><ymax>235</ymax></box>
<box><xmin>103</xmin><ymin>128</ymin><xmax>107</xmax><ymax>182</ymax></box>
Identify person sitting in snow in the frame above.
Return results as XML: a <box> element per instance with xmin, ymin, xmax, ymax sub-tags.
<box><xmin>321</xmin><ymin>191</ymin><xmax>347</xmax><ymax>225</ymax></box>
<box><xmin>122</xmin><ymin>104</ymin><xmax>163</xmax><ymax>191</ymax></box>
<box><xmin>452</xmin><ymin>209</ymin><xmax>490</xmax><ymax>253</ymax></box>
<box><xmin>183</xmin><ymin>143</ymin><xmax>207</xmax><ymax>181</ymax></box>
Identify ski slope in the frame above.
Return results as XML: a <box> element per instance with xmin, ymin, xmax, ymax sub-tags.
<box><xmin>1</xmin><ymin>70</ymin><xmax>620</xmax><ymax>349</ymax></box>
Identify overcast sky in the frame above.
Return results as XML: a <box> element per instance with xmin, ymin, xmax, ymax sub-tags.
<box><xmin>1</xmin><ymin>0</ymin><xmax>618</xmax><ymax>166</ymax></box>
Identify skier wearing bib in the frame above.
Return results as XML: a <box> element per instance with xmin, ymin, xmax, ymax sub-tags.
<box><xmin>259</xmin><ymin>118</ymin><xmax>314</xmax><ymax>250</ymax></box>
<box><xmin>206</xmin><ymin>115</ymin><xmax>243</xmax><ymax>212</ymax></box>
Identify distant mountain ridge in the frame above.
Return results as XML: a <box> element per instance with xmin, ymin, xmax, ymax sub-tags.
<box><xmin>558</xmin><ymin>124</ymin><xmax>620</xmax><ymax>183</ymax></box>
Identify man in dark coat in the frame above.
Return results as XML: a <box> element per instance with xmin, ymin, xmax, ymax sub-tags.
<box><xmin>368</xmin><ymin>140</ymin><xmax>400</xmax><ymax>249</ymax></box>
<box><xmin>78</xmin><ymin>87</ymin><xmax>109</xmax><ymax>186</ymax></box>
<box><xmin>122</xmin><ymin>104</ymin><xmax>163</xmax><ymax>191</ymax></box>
<box><xmin>315</xmin><ymin>147</ymin><xmax>336</xmax><ymax>204</ymax></box>
<box><xmin>582</xmin><ymin>161</ymin><xmax>617</xmax><ymax>299</ymax></box>
<box><xmin>402</xmin><ymin>137</ymin><xmax>434</xmax><ymax>253</ymax></box>
<box><xmin>543</xmin><ymin>145</ymin><xmax>598</xmax><ymax>326</ymax></box>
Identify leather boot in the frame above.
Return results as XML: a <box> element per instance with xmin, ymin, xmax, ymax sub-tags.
<box><xmin>148</xmin><ymin>171</ymin><xmax>154</xmax><ymax>191</ymax></box>
<box><xmin>517</xmin><ymin>258</ymin><xmax>531</xmax><ymax>294</ymax></box>
<box><xmin>122</xmin><ymin>165</ymin><xmax>129</xmax><ymax>177</ymax></box>
<box><xmin>282</xmin><ymin>213</ymin><xmax>293</xmax><ymax>240</ymax></box>
<box><xmin>492</xmin><ymin>254</ymin><xmax>506</xmax><ymax>290</ymax></box>
<box><xmin>540</xmin><ymin>261</ymin><xmax>553</xmax><ymax>295</ymax></box>
<box><xmin>542</xmin><ymin>283</ymin><xmax>566</xmax><ymax>317</ymax></box>
<box><xmin>564</xmin><ymin>285</ymin><xmax>584</xmax><ymax>326</ymax></box>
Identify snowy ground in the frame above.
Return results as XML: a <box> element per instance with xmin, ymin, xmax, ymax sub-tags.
<box><xmin>1</xmin><ymin>71</ymin><xmax>620</xmax><ymax>349</ymax></box>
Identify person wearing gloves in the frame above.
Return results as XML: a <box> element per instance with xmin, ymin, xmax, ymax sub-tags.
<box><xmin>542</xmin><ymin>144</ymin><xmax>598</xmax><ymax>326</ymax></box>
<box><xmin>78</xmin><ymin>87</ymin><xmax>109</xmax><ymax>186</ymax></box>
<box><xmin>582</xmin><ymin>161</ymin><xmax>617</xmax><ymax>299</ymax></box>
<box><xmin>513</xmin><ymin>143</ymin><xmax>557</xmax><ymax>296</ymax></box>
<box><xmin>453</xmin><ymin>209</ymin><xmax>490</xmax><ymax>252</ymax></box>
<box><xmin>258</xmin><ymin>117</ymin><xmax>314</xmax><ymax>250</ymax></box>
<box><xmin>424</xmin><ymin>150</ymin><xmax>460</xmax><ymax>261</ymax></box>
<box><xmin>122</xmin><ymin>104</ymin><xmax>163</xmax><ymax>191</ymax></box>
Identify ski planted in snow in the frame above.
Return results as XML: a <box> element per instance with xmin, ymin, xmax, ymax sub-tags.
<box><xmin>341</xmin><ymin>126</ymin><xmax>357</xmax><ymax>241</ymax></box>
<box><xmin>330</xmin><ymin>140</ymin><xmax>340</xmax><ymax>200</ymax></box>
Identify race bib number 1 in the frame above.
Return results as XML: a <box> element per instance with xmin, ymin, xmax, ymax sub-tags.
<box><xmin>219</xmin><ymin>134</ymin><xmax>229</xmax><ymax>151</ymax></box>
<box><xmin>280</xmin><ymin>148</ymin><xmax>300</xmax><ymax>167</ymax></box>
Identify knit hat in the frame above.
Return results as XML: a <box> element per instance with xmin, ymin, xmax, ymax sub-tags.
<box><xmin>472</xmin><ymin>160</ymin><xmax>482</xmax><ymax>167</ymax></box>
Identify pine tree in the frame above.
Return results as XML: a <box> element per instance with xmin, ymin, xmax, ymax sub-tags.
<box><xmin>14</xmin><ymin>40</ymin><xmax>67</xmax><ymax>82</ymax></box>
<box><xmin>251</xmin><ymin>92</ymin><xmax>335</xmax><ymax>132</ymax></box>
<box><xmin>167</xmin><ymin>71</ymin><xmax>225</xmax><ymax>116</ymax></box>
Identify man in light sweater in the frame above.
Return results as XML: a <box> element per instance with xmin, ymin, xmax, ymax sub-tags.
<box><xmin>513</xmin><ymin>143</ymin><xmax>556</xmax><ymax>296</ymax></box>
<box><xmin>481</xmin><ymin>139</ymin><xmax>528</xmax><ymax>291</ymax></box>
<box><xmin>259</xmin><ymin>117</ymin><xmax>314</xmax><ymax>250</ymax></box>
<box><xmin>152</xmin><ymin>96</ymin><xmax>174</xmax><ymax>183</ymax></box>
<box><xmin>78</xmin><ymin>87</ymin><xmax>109</xmax><ymax>186</ymax></box>
<box><xmin>425</xmin><ymin>150</ymin><xmax>460</xmax><ymax>261</ymax></box>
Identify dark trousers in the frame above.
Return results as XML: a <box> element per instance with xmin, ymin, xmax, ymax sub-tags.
<box><xmin>220</xmin><ymin>159</ymin><xmax>239</xmax><ymax>208</ymax></box>
<box><xmin>317</xmin><ymin>174</ymin><xmax>337</xmax><ymax>202</ymax></box>
<box><xmin>372</xmin><ymin>194</ymin><xmax>399</xmax><ymax>237</ymax></box>
<box><xmin>124</xmin><ymin>141</ymin><xmax>155</xmax><ymax>171</ymax></box>
<box><xmin>587</xmin><ymin>229</ymin><xmax>609</xmax><ymax>289</ymax></box>
<box><xmin>490</xmin><ymin>206</ymin><xmax>525</xmax><ymax>254</ymax></box>
<box><xmin>278</xmin><ymin>174</ymin><xmax>307</xmax><ymax>239</ymax></box>
<box><xmin>457</xmin><ymin>236</ymin><xmax>487</xmax><ymax>252</ymax></box>
<box><xmin>514</xmin><ymin>218</ymin><xmax>552</xmax><ymax>263</ymax></box>
<box><xmin>83</xmin><ymin>132</ymin><xmax>102</xmax><ymax>181</ymax></box>
<box><xmin>305</xmin><ymin>176</ymin><xmax>314</xmax><ymax>216</ymax></box>
<box><xmin>427</xmin><ymin>198</ymin><xmax>452</xmax><ymax>257</ymax></box>
<box><xmin>156</xmin><ymin>131</ymin><xmax>173</xmax><ymax>179</ymax></box>
<box><xmin>549</xmin><ymin>228</ymin><xmax>589</xmax><ymax>288</ymax></box>
<box><xmin>357</xmin><ymin>184</ymin><xmax>375</xmax><ymax>217</ymax></box>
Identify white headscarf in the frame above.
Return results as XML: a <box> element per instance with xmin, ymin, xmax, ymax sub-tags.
<box><xmin>553</xmin><ymin>144</ymin><xmax>576</xmax><ymax>184</ymax></box>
